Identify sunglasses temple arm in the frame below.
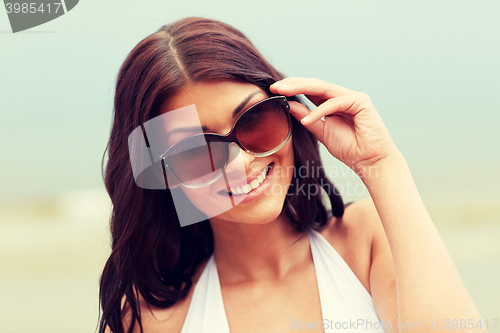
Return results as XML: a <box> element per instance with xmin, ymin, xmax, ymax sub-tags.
<box><xmin>207</xmin><ymin>142</ymin><xmax>216</xmax><ymax>173</ymax></box>
<box><xmin>221</xmin><ymin>167</ymin><xmax>236</xmax><ymax>208</ymax></box>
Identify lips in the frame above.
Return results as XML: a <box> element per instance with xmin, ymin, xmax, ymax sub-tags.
<box><xmin>230</xmin><ymin>166</ymin><xmax>269</xmax><ymax>195</ymax></box>
<box><xmin>217</xmin><ymin>163</ymin><xmax>272</xmax><ymax>196</ymax></box>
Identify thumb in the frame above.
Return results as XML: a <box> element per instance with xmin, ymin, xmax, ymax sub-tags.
<box><xmin>289</xmin><ymin>101</ymin><xmax>324</xmax><ymax>141</ymax></box>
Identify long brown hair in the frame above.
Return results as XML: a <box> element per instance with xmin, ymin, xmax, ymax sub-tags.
<box><xmin>99</xmin><ymin>17</ymin><xmax>344</xmax><ymax>333</ymax></box>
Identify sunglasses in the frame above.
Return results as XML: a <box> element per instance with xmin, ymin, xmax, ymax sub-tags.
<box><xmin>159</xmin><ymin>96</ymin><xmax>292</xmax><ymax>188</ymax></box>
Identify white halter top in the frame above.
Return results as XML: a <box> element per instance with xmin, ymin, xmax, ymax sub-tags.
<box><xmin>180</xmin><ymin>229</ymin><xmax>384</xmax><ymax>332</ymax></box>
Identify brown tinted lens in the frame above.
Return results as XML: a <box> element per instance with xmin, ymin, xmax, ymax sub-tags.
<box><xmin>236</xmin><ymin>101</ymin><xmax>289</xmax><ymax>154</ymax></box>
<box><xmin>170</xmin><ymin>137</ymin><xmax>227</xmax><ymax>186</ymax></box>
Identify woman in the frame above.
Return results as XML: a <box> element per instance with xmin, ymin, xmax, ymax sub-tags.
<box><xmin>100</xmin><ymin>17</ymin><xmax>485</xmax><ymax>333</ymax></box>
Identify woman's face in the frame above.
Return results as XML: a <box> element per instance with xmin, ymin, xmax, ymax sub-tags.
<box><xmin>162</xmin><ymin>79</ymin><xmax>294</xmax><ymax>225</ymax></box>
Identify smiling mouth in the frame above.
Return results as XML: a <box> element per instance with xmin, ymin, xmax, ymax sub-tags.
<box><xmin>218</xmin><ymin>163</ymin><xmax>272</xmax><ymax>196</ymax></box>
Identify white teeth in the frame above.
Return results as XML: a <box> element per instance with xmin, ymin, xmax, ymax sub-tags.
<box><xmin>242</xmin><ymin>184</ymin><xmax>252</xmax><ymax>193</ymax></box>
<box><xmin>261</xmin><ymin>168</ymin><xmax>267</xmax><ymax>178</ymax></box>
<box><xmin>228</xmin><ymin>166</ymin><xmax>270</xmax><ymax>195</ymax></box>
<box><xmin>250</xmin><ymin>179</ymin><xmax>259</xmax><ymax>189</ymax></box>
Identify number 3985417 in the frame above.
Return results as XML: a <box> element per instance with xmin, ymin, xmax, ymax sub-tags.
<box><xmin>5</xmin><ymin>2</ymin><xmax>62</xmax><ymax>14</ymax></box>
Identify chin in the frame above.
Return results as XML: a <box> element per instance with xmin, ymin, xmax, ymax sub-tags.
<box><xmin>213</xmin><ymin>196</ymin><xmax>287</xmax><ymax>225</ymax></box>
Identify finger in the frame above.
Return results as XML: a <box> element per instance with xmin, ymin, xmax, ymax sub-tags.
<box><xmin>270</xmin><ymin>77</ymin><xmax>356</xmax><ymax>102</ymax></box>
<box><xmin>288</xmin><ymin>101</ymin><xmax>325</xmax><ymax>141</ymax></box>
<box><xmin>300</xmin><ymin>93</ymin><xmax>369</xmax><ymax>126</ymax></box>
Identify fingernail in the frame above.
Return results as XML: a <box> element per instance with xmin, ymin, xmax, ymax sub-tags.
<box><xmin>301</xmin><ymin>115</ymin><xmax>310</xmax><ymax>123</ymax></box>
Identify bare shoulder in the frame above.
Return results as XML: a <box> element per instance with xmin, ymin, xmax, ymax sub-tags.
<box><xmin>350</xmin><ymin>197</ymin><xmax>385</xmax><ymax>235</ymax></box>
<box><xmin>321</xmin><ymin>197</ymin><xmax>398</xmax><ymax>322</ymax></box>
<box><xmin>119</xmin><ymin>258</ymin><xmax>210</xmax><ymax>333</ymax></box>
<box><xmin>319</xmin><ymin>197</ymin><xmax>383</xmax><ymax>293</ymax></box>
<box><xmin>320</xmin><ymin>197</ymin><xmax>381</xmax><ymax>251</ymax></box>
<box><xmin>347</xmin><ymin>199</ymin><xmax>398</xmax><ymax>324</ymax></box>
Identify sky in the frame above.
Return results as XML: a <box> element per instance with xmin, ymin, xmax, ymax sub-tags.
<box><xmin>1</xmin><ymin>0</ymin><xmax>499</xmax><ymax>204</ymax></box>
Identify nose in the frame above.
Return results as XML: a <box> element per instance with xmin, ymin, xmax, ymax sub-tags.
<box><xmin>224</xmin><ymin>142</ymin><xmax>255</xmax><ymax>175</ymax></box>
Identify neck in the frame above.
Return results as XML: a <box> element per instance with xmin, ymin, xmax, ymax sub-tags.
<box><xmin>209</xmin><ymin>212</ymin><xmax>312</xmax><ymax>285</ymax></box>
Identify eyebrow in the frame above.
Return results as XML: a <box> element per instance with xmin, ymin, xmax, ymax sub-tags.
<box><xmin>232</xmin><ymin>90</ymin><xmax>263</xmax><ymax>118</ymax></box>
<box><xmin>165</xmin><ymin>90</ymin><xmax>264</xmax><ymax>142</ymax></box>
<box><xmin>165</xmin><ymin>125</ymin><xmax>210</xmax><ymax>143</ymax></box>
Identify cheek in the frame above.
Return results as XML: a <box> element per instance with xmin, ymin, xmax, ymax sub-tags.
<box><xmin>285</xmin><ymin>137</ymin><xmax>294</xmax><ymax>164</ymax></box>
<box><xmin>265</xmin><ymin>139</ymin><xmax>294</xmax><ymax>196</ymax></box>
<box><xmin>279</xmin><ymin>137</ymin><xmax>295</xmax><ymax>176</ymax></box>
<box><xmin>179</xmin><ymin>183</ymin><xmax>234</xmax><ymax>219</ymax></box>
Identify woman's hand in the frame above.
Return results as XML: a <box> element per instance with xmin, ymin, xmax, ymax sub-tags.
<box><xmin>270</xmin><ymin>77</ymin><xmax>400</xmax><ymax>178</ymax></box>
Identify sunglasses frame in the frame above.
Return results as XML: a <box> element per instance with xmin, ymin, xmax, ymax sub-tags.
<box><xmin>159</xmin><ymin>95</ymin><xmax>292</xmax><ymax>188</ymax></box>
